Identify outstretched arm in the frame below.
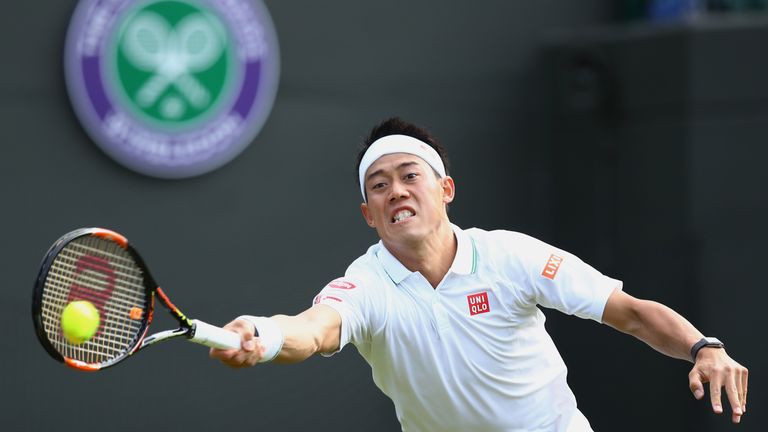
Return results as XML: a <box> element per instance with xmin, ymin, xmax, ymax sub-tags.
<box><xmin>209</xmin><ymin>304</ymin><xmax>341</xmax><ymax>367</ymax></box>
<box><xmin>602</xmin><ymin>289</ymin><xmax>748</xmax><ymax>424</ymax></box>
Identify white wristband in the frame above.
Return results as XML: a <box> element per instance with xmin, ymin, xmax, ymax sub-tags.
<box><xmin>238</xmin><ymin>315</ymin><xmax>285</xmax><ymax>362</ymax></box>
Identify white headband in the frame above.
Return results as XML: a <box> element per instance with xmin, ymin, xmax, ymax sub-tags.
<box><xmin>358</xmin><ymin>134</ymin><xmax>446</xmax><ymax>202</ymax></box>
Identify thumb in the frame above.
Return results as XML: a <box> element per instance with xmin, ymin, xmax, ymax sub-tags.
<box><xmin>241</xmin><ymin>326</ymin><xmax>256</xmax><ymax>351</ymax></box>
<box><xmin>242</xmin><ymin>339</ymin><xmax>256</xmax><ymax>351</ymax></box>
<box><xmin>689</xmin><ymin>370</ymin><xmax>705</xmax><ymax>400</ymax></box>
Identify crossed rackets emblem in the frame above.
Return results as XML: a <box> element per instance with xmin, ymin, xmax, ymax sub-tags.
<box><xmin>121</xmin><ymin>11</ymin><xmax>226</xmax><ymax>119</ymax></box>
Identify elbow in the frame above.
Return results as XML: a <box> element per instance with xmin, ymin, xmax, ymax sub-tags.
<box><xmin>603</xmin><ymin>291</ymin><xmax>646</xmax><ymax>336</ymax></box>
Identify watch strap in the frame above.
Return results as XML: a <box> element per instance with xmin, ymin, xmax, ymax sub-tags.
<box><xmin>691</xmin><ymin>337</ymin><xmax>724</xmax><ymax>362</ymax></box>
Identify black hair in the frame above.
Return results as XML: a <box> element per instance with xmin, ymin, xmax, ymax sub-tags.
<box><xmin>355</xmin><ymin>117</ymin><xmax>450</xmax><ymax>187</ymax></box>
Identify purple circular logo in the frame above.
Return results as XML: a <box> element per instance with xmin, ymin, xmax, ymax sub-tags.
<box><xmin>65</xmin><ymin>0</ymin><xmax>280</xmax><ymax>178</ymax></box>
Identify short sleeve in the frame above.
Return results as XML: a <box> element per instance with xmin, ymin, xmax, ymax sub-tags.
<box><xmin>504</xmin><ymin>233</ymin><xmax>622</xmax><ymax>322</ymax></box>
<box><xmin>311</xmin><ymin>276</ymin><xmax>371</xmax><ymax>355</ymax></box>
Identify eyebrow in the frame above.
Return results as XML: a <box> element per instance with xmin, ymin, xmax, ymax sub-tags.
<box><xmin>366</xmin><ymin>161</ymin><xmax>421</xmax><ymax>183</ymax></box>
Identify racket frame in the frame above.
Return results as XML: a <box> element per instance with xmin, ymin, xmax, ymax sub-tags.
<box><xmin>32</xmin><ymin>228</ymin><xmax>196</xmax><ymax>371</ymax></box>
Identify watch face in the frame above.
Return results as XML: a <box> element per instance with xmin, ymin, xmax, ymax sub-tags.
<box><xmin>704</xmin><ymin>337</ymin><xmax>723</xmax><ymax>345</ymax></box>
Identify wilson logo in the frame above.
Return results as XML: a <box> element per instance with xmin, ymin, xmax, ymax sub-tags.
<box><xmin>467</xmin><ymin>292</ymin><xmax>490</xmax><ymax>316</ymax></box>
<box><xmin>541</xmin><ymin>254</ymin><xmax>564</xmax><ymax>280</ymax></box>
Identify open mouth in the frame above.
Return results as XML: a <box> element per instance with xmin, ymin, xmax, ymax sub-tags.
<box><xmin>391</xmin><ymin>209</ymin><xmax>416</xmax><ymax>224</ymax></box>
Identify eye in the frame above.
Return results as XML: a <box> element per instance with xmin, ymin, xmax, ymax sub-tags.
<box><xmin>404</xmin><ymin>172</ymin><xmax>419</xmax><ymax>181</ymax></box>
<box><xmin>371</xmin><ymin>182</ymin><xmax>386</xmax><ymax>190</ymax></box>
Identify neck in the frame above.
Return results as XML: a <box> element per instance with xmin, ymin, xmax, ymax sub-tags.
<box><xmin>383</xmin><ymin>220</ymin><xmax>456</xmax><ymax>288</ymax></box>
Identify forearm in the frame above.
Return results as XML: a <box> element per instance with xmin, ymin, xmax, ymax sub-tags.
<box><xmin>270</xmin><ymin>306</ymin><xmax>341</xmax><ymax>364</ymax></box>
<box><xmin>270</xmin><ymin>314</ymin><xmax>324</xmax><ymax>364</ymax></box>
<box><xmin>620</xmin><ymin>299</ymin><xmax>703</xmax><ymax>361</ymax></box>
<box><xmin>603</xmin><ymin>290</ymin><xmax>704</xmax><ymax>362</ymax></box>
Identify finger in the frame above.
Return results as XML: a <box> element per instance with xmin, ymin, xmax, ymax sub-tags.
<box><xmin>742</xmin><ymin>367</ymin><xmax>749</xmax><ymax>412</ymax></box>
<box><xmin>236</xmin><ymin>346</ymin><xmax>265</xmax><ymax>367</ymax></box>
<box><xmin>735</xmin><ymin>368</ymin><xmax>745</xmax><ymax>413</ymax></box>
<box><xmin>709</xmin><ymin>378</ymin><xmax>723</xmax><ymax>414</ymax></box>
<box><xmin>210</xmin><ymin>318</ymin><xmax>263</xmax><ymax>366</ymax></box>
<box><xmin>688</xmin><ymin>370</ymin><xmax>705</xmax><ymax>400</ymax></box>
<box><xmin>209</xmin><ymin>346</ymin><xmax>238</xmax><ymax>359</ymax></box>
<box><xmin>239</xmin><ymin>324</ymin><xmax>256</xmax><ymax>351</ymax></box>
<box><xmin>724</xmin><ymin>376</ymin><xmax>743</xmax><ymax>423</ymax></box>
<box><xmin>242</xmin><ymin>327</ymin><xmax>255</xmax><ymax>340</ymax></box>
<box><xmin>221</xmin><ymin>319</ymin><xmax>257</xmax><ymax>351</ymax></box>
<box><xmin>214</xmin><ymin>349</ymin><xmax>252</xmax><ymax>368</ymax></box>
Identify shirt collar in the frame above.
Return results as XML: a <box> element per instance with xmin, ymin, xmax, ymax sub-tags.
<box><xmin>376</xmin><ymin>224</ymin><xmax>476</xmax><ymax>285</ymax></box>
<box><xmin>449</xmin><ymin>223</ymin><xmax>476</xmax><ymax>276</ymax></box>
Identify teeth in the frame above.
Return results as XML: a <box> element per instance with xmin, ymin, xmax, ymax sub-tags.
<box><xmin>393</xmin><ymin>210</ymin><xmax>414</xmax><ymax>222</ymax></box>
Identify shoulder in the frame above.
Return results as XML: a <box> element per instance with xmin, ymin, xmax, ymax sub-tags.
<box><xmin>346</xmin><ymin>242</ymin><xmax>379</xmax><ymax>271</ymax></box>
<box><xmin>465</xmin><ymin>227</ymin><xmax>560</xmax><ymax>280</ymax></box>
<box><xmin>322</xmin><ymin>243</ymin><xmax>390</xmax><ymax>297</ymax></box>
<box><xmin>465</xmin><ymin>227</ymin><xmax>546</xmax><ymax>258</ymax></box>
<box><xmin>344</xmin><ymin>243</ymin><xmax>385</xmax><ymax>283</ymax></box>
<box><xmin>315</xmin><ymin>244</ymin><xmax>392</xmax><ymax>334</ymax></box>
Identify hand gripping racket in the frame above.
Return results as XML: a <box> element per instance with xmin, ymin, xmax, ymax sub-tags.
<box><xmin>32</xmin><ymin>228</ymin><xmax>241</xmax><ymax>371</ymax></box>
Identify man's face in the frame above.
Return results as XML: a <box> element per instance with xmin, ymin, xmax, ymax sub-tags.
<box><xmin>360</xmin><ymin>153</ymin><xmax>455</xmax><ymax>246</ymax></box>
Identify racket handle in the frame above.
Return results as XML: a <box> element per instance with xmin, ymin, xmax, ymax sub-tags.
<box><xmin>189</xmin><ymin>319</ymin><xmax>242</xmax><ymax>350</ymax></box>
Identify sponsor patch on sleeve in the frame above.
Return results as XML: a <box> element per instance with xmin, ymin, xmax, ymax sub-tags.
<box><xmin>326</xmin><ymin>278</ymin><xmax>357</xmax><ymax>290</ymax></box>
<box><xmin>313</xmin><ymin>294</ymin><xmax>343</xmax><ymax>305</ymax></box>
<box><xmin>541</xmin><ymin>254</ymin><xmax>564</xmax><ymax>280</ymax></box>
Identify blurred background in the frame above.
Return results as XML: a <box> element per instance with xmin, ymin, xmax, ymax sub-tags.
<box><xmin>1</xmin><ymin>0</ymin><xmax>765</xmax><ymax>430</ymax></box>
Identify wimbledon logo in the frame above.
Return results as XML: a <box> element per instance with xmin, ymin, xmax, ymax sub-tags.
<box><xmin>65</xmin><ymin>0</ymin><xmax>280</xmax><ymax>178</ymax></box>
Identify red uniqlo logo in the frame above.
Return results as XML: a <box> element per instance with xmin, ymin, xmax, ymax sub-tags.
<box><xmin>467</xmin><ymin>292</ymin><xmax>490</xmax><ymax>316</ymax></box>
<box><xmin>541</xmin><ymin>254</ymin><xmax>564</xmax><ymax>280</ymax></box>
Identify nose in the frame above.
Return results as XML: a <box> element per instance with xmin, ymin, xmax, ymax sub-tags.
<box><xmin>388</xmin><ymin>180</ymin><xmax>409</xmax><ymax>202</ymax></box>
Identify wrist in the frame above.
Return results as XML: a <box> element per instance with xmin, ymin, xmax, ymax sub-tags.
<box><xmin>690</xmin><ymin>337</ymin><xmax>724</xmax><ymax>362</ymax></box>
<box><xmin>238</xmin><ymin>315</ymin><xmax>285</xmax><ymax>362</ymax></box>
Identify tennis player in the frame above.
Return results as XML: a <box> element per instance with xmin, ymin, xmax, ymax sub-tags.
<box><xmin>210</xmin><ymin>118</ymin><xmax>748</xmax><ymax>431</ymax></box>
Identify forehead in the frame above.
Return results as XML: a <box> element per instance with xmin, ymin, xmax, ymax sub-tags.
<box><xmin>365</xmin><ymin>153</ymin><xmax>430</xmax><ymax>178</ymax></box>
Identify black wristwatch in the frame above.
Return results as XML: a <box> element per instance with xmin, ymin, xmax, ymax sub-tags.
<box><xmin>691</xmin><ymin>337</ymin><xmax>724</xmax><ymax>362</ymax></box>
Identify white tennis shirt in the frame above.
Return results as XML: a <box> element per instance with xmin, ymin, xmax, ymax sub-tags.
<box><xmin>314</xmin><ymin>225</ymin><xmax>622</xmax><ymax>431</ymax></box>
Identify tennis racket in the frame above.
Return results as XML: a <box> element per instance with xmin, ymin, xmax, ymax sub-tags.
<box><xmin>32</xmin><ymin>227</ymin><xmax>241</xmax><ymax>371</ymax></box>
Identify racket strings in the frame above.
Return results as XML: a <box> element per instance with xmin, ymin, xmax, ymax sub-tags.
<box><xmin>40</xmin><ymin>236</ymin><xmax>149</xmax><ymax>365</ymax></box>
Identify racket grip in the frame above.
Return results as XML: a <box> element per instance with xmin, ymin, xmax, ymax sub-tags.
<box><xmin>189</xmin><ymin>319</ymin><xmax>242</xmax><ymax>350</ymax></box>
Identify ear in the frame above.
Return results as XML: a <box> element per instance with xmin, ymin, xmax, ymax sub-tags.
<box><xmin>441</xmin><ymin>176</ymin><xmax>455</xmax><ymax>204</ymax></box>
<box><xmin>360</xmin><ymin>202</ymin><xmax>376</xmax><ymax>228</ymax></box>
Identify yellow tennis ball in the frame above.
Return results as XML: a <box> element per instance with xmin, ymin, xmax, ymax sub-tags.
<box><xmin>61</xmin><ymin>300</ymin><xmax>100</xmax><ymax>344</ymax></box>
